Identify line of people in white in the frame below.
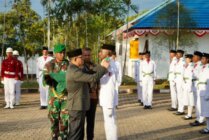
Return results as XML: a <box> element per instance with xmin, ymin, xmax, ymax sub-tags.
<box><xmin>168</xmin><ymin>50</ymin><xmax>209</xmax><ymax>134</ymax></box>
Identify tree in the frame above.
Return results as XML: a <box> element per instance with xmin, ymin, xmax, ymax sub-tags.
<box><xmin>40</xmin><ymin>0</ymin><xmax>138</xmax><ymax>63</ymax></box>
<box><xmin>155</xmin><ymin>2</ymin><xmax>196</xmax><ymax>50</ymax></box>
<box><xmin>0</xmin><ymin>0</ymin><xmax>45</xmax><ymax>79</ymax></box>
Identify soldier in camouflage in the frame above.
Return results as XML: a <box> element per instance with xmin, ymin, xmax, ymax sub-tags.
<box><xmin>43</xmin><ymin>44</ymin><xmax>69</xmax><ymax>140</ymax></box>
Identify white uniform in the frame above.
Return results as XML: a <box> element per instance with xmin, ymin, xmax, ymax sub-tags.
<box><xmin>199</xmin><ymin>64</ymin><xmax>209</xmax><ymax>130</ymax></box>
<box><xmin>140</xmin><ymin>59</ymin><xmax>156</xmax><ymax>106</ymax></box>
<box><xmin>174</xmin><ymin>57</ymin><xmax>185</xmax><ymax>112</ymax></box>
<box><xmin>114</xmin><ymin>60</ymin><xmax>122</xmax><ymax>106</ymax></box>
<box><xmin>192</xmin><ymin>61</ymin><xmax>204</xmax><ymax>122</ymax></box>
<box><xmin>15</xmin><ymin>80</ymin><xmax>23</xmax><ymax>105</ymax></box>
<box><xmin>135</xmin><ymin>60</ymin><xmax>143</xmax><ymax>102</ymax></box>
<box><xmin>196</xmin><ymin>64</ymin><xmax>209</xmax><ymax>123</ymax></box>
<box><xmin>99</xmin><ymin>59</ymin><xmax>117</xmax><ymax>140</ymax></box>
<box><xmin>183</xmin><ymin>63</ymin><xmax>194</xmax><ymax>106</ymax></box>
<box><xmin>168</xmin><ymin>57</ymin><xmax>178</xmax><ymax>109</ymax></box>
<box><xmin>36</xmin><ymin>56</ymin><xmax>53</xmax><ymax>106</ymax></box>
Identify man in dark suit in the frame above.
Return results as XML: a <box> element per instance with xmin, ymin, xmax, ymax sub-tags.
<box><xmin>66</xmin><ymin>48</ymin><xmax>109</xmax><ymax>140</ymax></box>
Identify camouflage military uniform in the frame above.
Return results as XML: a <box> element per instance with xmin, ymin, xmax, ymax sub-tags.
<box><xmin>43</xmin><ymin>59</ymin><xmax>69</xmax><ymax>140</ymax></box>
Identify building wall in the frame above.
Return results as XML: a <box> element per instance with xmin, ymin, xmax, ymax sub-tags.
<box><xmin>0</xmin><ymin>56</ymin><xmax>39</xmax><ymax>75</ymax></box>
<box><xmin>116</xmin><ymin>34</ymin><xmax>209</xmax><ymax>79</ymax></box>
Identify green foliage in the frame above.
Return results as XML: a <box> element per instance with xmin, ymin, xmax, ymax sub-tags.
<box><xmin>122</xmin><ymin>75</ymin><xmax>136</xmax><ymax>85</ymax></box>
<box><xmin>0</xmin><ymin>0</ymin><xmax>44</xmax><ymax>57</ymax></box>
<box><xmin>127</xmin><ymin>10</ymin><xmax>149</xmax><ymax>22</ymax></box>
<box><xmin>40</xmin><ymin>0</ymin><xmax>138</xmax><ymax>62</ymax></box>
<box><xmin>155</xmin><ymin>2</ymin><xmax>197</xmax><ymax>50</ymax></box>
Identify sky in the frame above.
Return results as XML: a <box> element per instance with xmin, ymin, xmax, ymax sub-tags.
<box><xmin>0</xmin><ymin>0</ymin><xmax>166</xmax><ymax>18</ymax></box>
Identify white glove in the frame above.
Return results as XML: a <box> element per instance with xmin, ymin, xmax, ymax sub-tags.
<box><xmin>1</xmin><ymin>81</ymin><xmax>4</xmax><ymax>85</ymax></box>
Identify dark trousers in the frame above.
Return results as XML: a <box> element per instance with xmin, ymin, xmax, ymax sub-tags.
<box><xmin>85</xmin><ymin>99</ymin><xmax>98</xmax><ymax>140</ymax></box>
<box><xmin>68</xmin><ymin>111</ymin><xmax>86</xmax><ymax>140</ymax></box>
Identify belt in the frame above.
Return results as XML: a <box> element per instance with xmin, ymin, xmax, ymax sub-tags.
<box><xmin>183</xmin><ymin>77</ymin><xmax>189</xmax><ymax>81</ymax></box>
<box><xmin>183</xmin><ymin>77</ymin><xmax>190</xmax><ymax>83</ymax></box>
<box><xmin>174</xmin><ymin>72</ymin><xmax>181</xmax><ymax>75</ymax></box>
<box><xmin>197</xmin><ymin>82</ymin><xmax>207</xmax><ymax>86</ymax></box>
<box><xmin>192</xmin><ymin>79</ymin><xmax>198</xmax><ymax>82</ymax></box>
<box><xmin>142</xmin><ymin>71</ymin><xmax>153</xmax><ymax>77</ymax></box>
<box><xmin>51</xmin><ymin>88</ymin><xmax>67</xmax><ymax>100</ymax></box>
<box><xmin>4</xmin><ymin>71</ymin><xmax>15</xmax><ymax>75</ymax></box>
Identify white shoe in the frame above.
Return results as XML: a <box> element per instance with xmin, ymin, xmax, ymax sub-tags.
<box><xmin>10</xmin><ymin>104</ymin><xmax>14</xmax><ymax>109</ymax></box>
<box><xmin>4</xmin><ymin>104</ymin><xmax>10</xmax><ymax>109</ymax></box>
<box><xmin>15</xmin><ymin>102</ymin><xmax>20</xmax><ymax>106</ymax></box>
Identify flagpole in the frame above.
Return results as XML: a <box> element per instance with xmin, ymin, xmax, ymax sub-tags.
<box><xmin>176</xmin><ymin>0</ymin><xmax>180</xmax><ymax>50</ymax></box>
<box><xmin>47</xmin><ymin>0</ymin><xmax>51</xmax><ymax>49</ymax></box>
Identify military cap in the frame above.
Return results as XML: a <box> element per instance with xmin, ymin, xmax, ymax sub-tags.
<box><xmin>193</xmin><ymin>51</ymin><xmax>202</xmax><ymax>57</ymax></box>
<box><xmin>48</xmin><ymin>51</ymin><xmax>53</xmax><ymax>56</ymax></box>
<box><xmin>13</xmin><ymin>50</ymin><xmax>19</xmax><ymax>56</ymax></box>
<box><xmin>6</xmin><ymin>47</ymin><xmax>13</xmax><ymax>53</ymax></box>
<box><xmin>185</xmin><ymin>54</ymin><xmax>193</xmax><ymax>59</ymax></box>
<box><xmin>42</xmin><ymin>46</ymin><xmax>48</xmax><ymax>51</ymax></box>
<box><xmin>54</xmin><ymin>44</ymin><xmax>65</xmax><ymax>53</ymax></box>
<box><xmin>176</xmin><ymin>50</ymin><xmax>184</xmax><ymax>54</ymax></box>
<box><xmin>202</xmin><ymin>53</ymin><xmax>209</xmax><ymax>58</ymax></box>
<box><xmin>144</xmin><ymin>51</ymin><xmax>150</xmax><ymax>55</ymax></box>
<box><xmin>67</xmin><ymin>48</ymin><xmax>82</xmax><ymax>58</ymax></box>
<box><xmin>101</xmin><ymin>44</ymin><xmax>115</xmax><ymax>52</ymax></box>
<box><xmin>170</xmin><ymin>50</ymin><xmax>176</xmax><ymax>53</ymax></box>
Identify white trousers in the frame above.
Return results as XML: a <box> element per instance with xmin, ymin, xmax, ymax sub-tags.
<box><xmin>114</xmin><ymin>87</ymin><xmax>119</xmax><ymax>106</ymax></box>
<box><xmin>137</xmin><ymin>82</ymin><xmax>143</xmax><ymax>101</ymax></box>
<box><xmin>38</xmin><ymin>77</ymin><xmax>49</xmax><ymax>106</ymax></box>
<box><xmin>102</xmin><ymin>107</ymin><xmax>117</xmax><ymax>140</ymax></box>
<box><xmin>176</xmin><ymin>80</ymin><xmax>184</xmax><ymax>112</ymax></box>
<box><xmin>4</xmin><ymin>77</ymin><xmax>16</xmax><ymax>105</ymax></box>
<box><xmin>169</xmin><ymin>81</ymin><xmax>177</xmax><ymax>108</ymax></box>
<box><xmin>196</xmin><ymin>92</ymin><xmax>205</xmax><ymax>123</ymax></box>
<box><xmin>15</xmin><ymin>80</ymin><xmax>22</xmax><ymax>104</ymax></box>
<box><xmin>142</xmin><ymin>78</ymin><xmax>154</xmax><ymax>106</ymax></box>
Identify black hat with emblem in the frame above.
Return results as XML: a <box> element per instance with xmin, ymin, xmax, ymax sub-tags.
<box><xmin>176</xmin><ymin>50</ymin><xmax>184</xmax><ymax>54</ymax></box>
<box><xmin>170</xmin><ymin>50</ymin><xmax>176</xmax><ymax>53</ymax></box>
<box><xmin>67</xmin><ymin>48</ymin><xmax>82</xmax><ymax>58</ymax></box>
<box><xmin>185</xmin><ymin>54</ymin><xmax>193</xmax><ymax>59</ymax></box>
<box><xmin>42</xmin><ymin>46</ymin><xmax>48</xmax><ymax>51</ymax></box>
<box><xmin>202</xmin><ymin>53</ymin><xmax>209</xmax><ymax>59</ymax></box>
<box><xmin>193</xmin><ymin>51</ymin><xmax>202</xmax><ymax>57</ymax></box>
<box><xmin>101</xmin><ymin>44</ymin><xmax>115</xmax><ymax>52</ymax></box>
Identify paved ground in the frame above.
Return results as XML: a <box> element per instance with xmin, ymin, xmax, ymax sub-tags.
<box><xmin>0</xmin><ymin>91</ymin><xmax>209</xmax><ymax>140</ymax></box>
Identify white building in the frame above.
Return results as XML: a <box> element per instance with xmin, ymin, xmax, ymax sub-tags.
<box><xmin>110</xmin><ymin>0</ymin><xmax>209</xmax><ymax>79</ymax></box>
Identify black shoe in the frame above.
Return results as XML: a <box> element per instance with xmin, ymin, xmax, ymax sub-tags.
<box><xmin>40</xmin><ymin>106</ymin><xmax>47</xmax><ymax>110</ymax></box>
<box><xmin>168</xmin><ymin>108</ymin><xmax>177</xmax><ymax>111</ymax></box>
<box><xmin>183</xmin><ymin>116</ymin><xmax>193</xmax><ymax>120</ymax></box>
<box><xmin>140</xmin><ymin>102</ymin><xmax>144</xmax><ymax>106</ymax></box>
<box><xmin>138</xmin><ymin>100</ymin><xmax>142</xmax><ymax>103</ymax></box>
<box><xmin>52</xmin><ymin>136</ymin><xmax>58</xmax><ymax>140</ymax></box>
<box><xmin>190</xmin><ymin>120</ymin><xmax>205</xmax><ymax>126</ymax></box>
<box><xmin>175</xmin><ymin>112</ymin><xmax>185</xmax><ymax>115</ymax></box>
<box><xmin>147</xmin><ymin>106</ymin><xmax>152</xmax><ymax>109</ymax></box>
<box><xmin>144</xmin><ymin>106</ymin><xmax>148</xmax><ymax>109</ymax></box>
<box><xmin>199</xmin><ymin>128</ymin><xmax>209</xmax><ymax>134</ymax></box>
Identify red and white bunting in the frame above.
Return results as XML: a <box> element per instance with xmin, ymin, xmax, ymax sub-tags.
<box><xmin>124</xmin><ymin>29</ymin><xmax>209</xmax><ymax>38</ymax></box>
